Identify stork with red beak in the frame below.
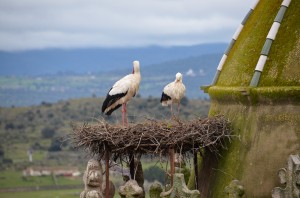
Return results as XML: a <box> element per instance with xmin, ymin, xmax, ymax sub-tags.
<box><xmin>160</xmin><ymin>72</ymin><xmax>186</xmax><ymax>118</ymax></box>
<box><xmin>102</xmin><ymin>61</ymin><xmax>141</xmax><ymax>126</ymax></box>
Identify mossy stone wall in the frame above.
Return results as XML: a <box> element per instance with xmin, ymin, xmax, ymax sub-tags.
<box><xmin>200</xmin><ymin>98</ymin><xmax>300</xmax><ymax>197</ymax></box>
<box><xmin>200</xmin><ymin>0</ymin><xmax>300</xmax><ymax>196</ymax></box>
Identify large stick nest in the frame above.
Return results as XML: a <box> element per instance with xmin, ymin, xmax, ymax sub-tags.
<box><xmin>70</xmin><ymin>116</ymin><xmax>232</xmax><ymax>158</ymax></box>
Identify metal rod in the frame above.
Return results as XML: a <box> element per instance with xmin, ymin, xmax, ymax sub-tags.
<box><xmin>194</xmin><ymin>151</ymin><xmax>199</xmax><ymax>190</ymax></box>
<box><xmin>129</xmin><ymin>153</ymin><xmax>135</xmax><ymax>179</ymax></box>
<box><xmin>169</xmin><ymin>148</ymin><xmax>175</xmax><ymax>187</ymax></box>
<box><xmin>105</xmin><ymin>150</ymin><xmax>110</xmax><ymax>198</ymax></box>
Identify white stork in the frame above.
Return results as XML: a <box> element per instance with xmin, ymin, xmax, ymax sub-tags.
<box><xmin>102</xmin><ymin>61</ymin><xmax>141</xmax><ymax>126</ymax></box>
<box><xmin>160</xmin><ymin>72</ymin><xmax>186</xmax><ymax>118</ymax></box>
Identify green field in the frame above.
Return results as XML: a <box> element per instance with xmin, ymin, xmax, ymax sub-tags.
<box><xmin>0</xmin><ymin>170</ymin><xmax>82</xmax><ymax>188</ymax></box>
<box><xmin>0</xmin><ymin>189</ymin><xmax>81</xmax><ymax>198</ymax></box>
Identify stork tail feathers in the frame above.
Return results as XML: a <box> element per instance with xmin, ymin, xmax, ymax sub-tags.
<box><xmin>102</xmin><ymin>91</ymin><xmax>127</xmax><ymax>115</ymax></box>
<box><xmin>160</xmin><ymin>92</ymin><xmax>172</xmax><ymax>106</ymax></box>
<box><xmin>106</xmin><ymin>104</ymin><xmax>122</xmax><ymax>115</ymax></box>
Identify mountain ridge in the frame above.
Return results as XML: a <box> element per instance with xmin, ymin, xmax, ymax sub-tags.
<box><xmin>0</xmin><ymin>43</ymin><xmax>226</xmax><ymax>76</ymax></box>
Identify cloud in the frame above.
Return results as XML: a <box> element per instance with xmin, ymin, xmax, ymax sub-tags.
<box><xmin>0</xmin><ymin>0</ymin><xmax>253</xmax><ymax>51</ymax></box>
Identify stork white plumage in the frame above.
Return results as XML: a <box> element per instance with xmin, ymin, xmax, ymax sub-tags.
<box><xmin>102</xmin><ymin>61</ymin><xmax>141</xmax><ymax>126</ymax></box>
<box><xmin>160</xmin><ymin>72</ymin><xmax>186</xmax><ymax>118</ymax></box>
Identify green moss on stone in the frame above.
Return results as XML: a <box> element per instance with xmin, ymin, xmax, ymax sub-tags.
<box><xmin>149</xmin><ymin>182</ymin><xmax>163</xmax><ymax>198</ymax></box>
<box><xmin>216</xmin><ymin>0</ymin><xmax>282</xmax><ymax>86</ymax></box>
<box><xmin>208</xmin><ymin>86</ymin><xmax>300</xmax><ymax>105</ymax></box>
<box><xmin>205</xmin><ymin>102</ymin><xmax>300</xmax><ymax>197</ymax></box>
<box><xmin>201</xmin><ymin>0</ymin><xmax>300</xmax><ymax>196</ymax></box>
<box><xmin>259</xmin><ymin>0</ymin><xmax>300</xmax><ymax>86</ymax></box>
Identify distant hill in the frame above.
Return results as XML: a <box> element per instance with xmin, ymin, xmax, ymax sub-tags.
<box><xmin>0</xmin><ymin>43</ymin><xmax>226</xmax><ymax>76</ymax></box>
<box><xmin>0</xmin><ymin>97</ymin><xmax>210</xmax><ymax>170</ymax></box>
<box><xmin>139</xmin><ymin>53</ymin><xmax>221</xmax><ymax>98</ymax></box>
<box><xmin>0</xmin><ymin>53</ymin><xmax>221</xmax><ymax>106</ymax></box>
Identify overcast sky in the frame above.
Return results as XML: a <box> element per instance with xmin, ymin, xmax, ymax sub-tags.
<box><xmin>0</xmin><ymin>0</ymin><xmax>254</xmax><ymax>51</ymax></box>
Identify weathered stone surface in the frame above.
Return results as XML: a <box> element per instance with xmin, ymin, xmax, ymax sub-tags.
<box><xmin>126</xmin><ymin>158</ymin><xmax>145</xmax><ymax>197</ymax></box>
<box><xmin>161</xmin><ymin>173</ymin><xmax>200</xmax><ymax>198</ymax></box>
<box><xmin>119</xmin><ymin>180</ymin><xmax>144</xmax><ymax>198</ymax></box>
<box><xmin>80</xmin><ymin>159</ymin><xmax>104</xmax><ymax>198</ymax></box>
<box><xmin>149</xmin><ymin>182</ymin><xmax>163</xmax><ymax>198</ymax></box>
<box><xmin>224</xmin><ymin>180</ymin><xmax>245</xmax><ymax>198</ymax></box>
<box><xmin>272</xmin><ymin>154</ymin><xmax>300</xmax><ymax>198</ymax></box>
<box><xmin>83</xmin><ymin>190</ymin><xmax>102</xmax><ymax>198</ymax></box>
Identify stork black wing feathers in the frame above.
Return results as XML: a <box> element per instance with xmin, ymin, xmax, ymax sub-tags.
<box><xmin>102</xmin><ymin>89</ymin><xmax>128</xmax><ymax>115</ymax></box>
<box><xmin>160</xmin><ymin>92</ymin><xmax>172</xmax><ymax>103</ymax></box>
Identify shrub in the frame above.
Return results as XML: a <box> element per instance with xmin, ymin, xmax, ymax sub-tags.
<box><xmin>41</xmin><ymin>127</ymin><xmax>55</xmax><ymax>138</ymax></box>
<box><xmin>48</xmin><ymin>139</ymin><xmax>62</xmax><ymax>152</ymax></box>
<box><xmin>143</xmin><ymin>166</ymin><xmax>165</xmax><ymax>184</ymax></box>
<box><xmin>0</xmin><ymin>146</ymin><xmax>4</xmax><ymax>158</ymax></box>
<box><xmin>5</xmin><ymin>122</ymin><xmax>15</xmax><ymax>130</ymax></box>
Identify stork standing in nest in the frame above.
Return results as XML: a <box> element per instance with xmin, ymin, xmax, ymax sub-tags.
<box><xmin>160</xmin><ymin>72</ymin><xmax>186</xmax><ymax>118</ymax></box>
<box><xmin>102</xmin><ymin>61</ymin><xmax>141</xmax><ymax>126</ymax></box>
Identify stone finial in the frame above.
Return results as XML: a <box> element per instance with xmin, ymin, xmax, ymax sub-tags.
<box><xmin>149</xmin><ymin>182</ymin><xmax>163</xmax><ymax>198</ymax></box>
<box><xmin>102</xmin><ymin>180</ymin><xmax>115</xmax><ymax>198</ymax></box>
<box><xmin>80</xmin><ymin>159</ymin><xmax>104</xmax><ymax>198</ymax></box>
<box><xmin>160</xmin><ymin>173</ymin><xmax>200</xmax><ymax>198</ymax></box>
<box><xmin>224</xmin><ymin>180</ymin><xmax>245</xmax><ymax>198</ymax></box>
<box><xmin>119</xmin><ymin>180</ymin><xmax>144</xmax><ymax>198</ymax></box>
<box><xmin>272</xmin><ymin>154</ymin><xmax>300</xmax><ymax>198</ymax></box>
<box><xmin>174</xmin><ymin>153</ymin><xmax>190</xmax><ymax>184</ymax></box>
<box><xmin>174</xmin><ymin>153</ymin><xmax>185</xmax><ymax>167</ymax></box>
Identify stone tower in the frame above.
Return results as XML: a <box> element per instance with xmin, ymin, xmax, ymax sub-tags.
<box><xmin>200</xmin><ymin>0</ymin><xmax>300</xmax><ymax>197</ymax></box>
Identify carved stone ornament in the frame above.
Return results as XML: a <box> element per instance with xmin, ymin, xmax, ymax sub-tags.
<box><xmin>149</xmin><ymin>182</ymin><xmax>163</xmax><ymax>198</ymax></box>
<box><xmin>119</xmin><ymin>179</ymin><xmax>144</xmax><ymax>198</ymax></box>
<box><xmin>224</xmin><ymin>180</ymin><xmax>245</xmax><ymax>198</ymax></box>
<box><xmin>80</xmin><ymin>159</ymin><xmax>104</xmax><ymax>198</ymax></box>
<box><xmin>272</xmin><ymin>154</ymin><xmax>300</xmax><ymax>198</ymax></box>
<box><xmin>160</xmin><ymin>173</ymin><xmax>200</xmax><ymax>198</ymax></box>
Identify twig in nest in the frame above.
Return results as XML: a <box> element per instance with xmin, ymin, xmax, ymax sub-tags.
<box><xmin>70</xmin><ymin>116</ymin><xmax>233</xmax><ymax>161</ymax></box>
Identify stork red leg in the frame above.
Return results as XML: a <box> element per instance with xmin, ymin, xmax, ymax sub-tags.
<box><xmin>124</xmin><ymin>103</ymin><xmax>128</xmax><ymax>125</ymax></box>
<box><xmin>122</xmin><ymin>103</ymin><xmax>128</xmax><ymax>126</ymax></box>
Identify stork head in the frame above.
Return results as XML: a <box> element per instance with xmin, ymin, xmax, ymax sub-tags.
<box><xmin>175</xmin><ymin>72</ymin><xmax>183</xmax><ymax>82</ymax></box>
<box><xmin>132</xmin><ymin>60</ymin><xmax>140</xmax><ymax>74</ymax></box>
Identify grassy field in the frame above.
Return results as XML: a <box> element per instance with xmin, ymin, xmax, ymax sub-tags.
<box><xmin>0</xmin><ymin>170</ymin><xmax>82</xmax><ymax>188</ymax></box>
<box><xmin>0</xmin><ymin>189</ymin><xmax>81</xmax><ymax>198</ymax></box>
